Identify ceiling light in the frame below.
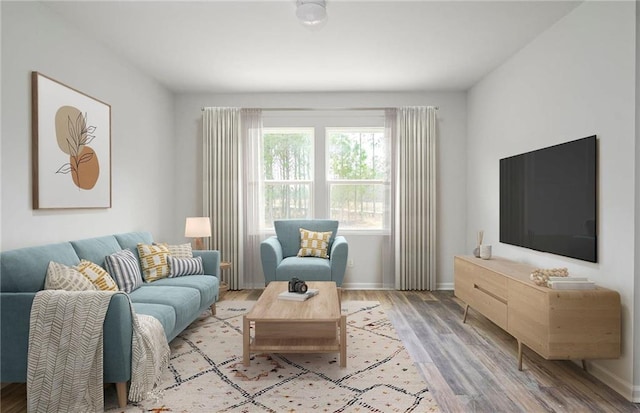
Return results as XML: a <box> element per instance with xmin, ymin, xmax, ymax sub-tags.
<box><xmin>296</xmin><ymin>0</ymin><xmax>327</xmax><ymax>26</ymax></box>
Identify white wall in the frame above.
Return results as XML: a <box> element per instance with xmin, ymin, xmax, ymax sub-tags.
<box><xmin>468</xmin><ymin>1</ymin><xmax>636</xmax><ymax>401</ymax></box>
<box><xmin>1</xmin><ymin>2</ymin><xmax>177</xmax><ymax>250</ymax></box>
<box><xmin>174</xmin><ymin>92</ymin><xmax>467</xmax><ymax>289</ymax></box>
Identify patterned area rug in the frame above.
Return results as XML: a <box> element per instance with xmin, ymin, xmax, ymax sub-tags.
<box><xmin>106</xmin><ymin>301</ymin><xmax>440</xmax><ymax>412</ymax></box>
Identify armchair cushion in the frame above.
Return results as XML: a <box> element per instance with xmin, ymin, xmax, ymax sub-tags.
<box><xmin>297</xmin><ymin>228</ymin><xmax>332</xmax><ymax>258</ymax></box>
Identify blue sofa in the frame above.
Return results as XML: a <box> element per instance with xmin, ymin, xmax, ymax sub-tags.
<box><xmin>260</xmin><ymin>219</ymin><xmax>348</xmax><ymax>286</ymax></box>
<box><xmin>0</xmin><ymin>231</ymin><xmax>220</xmax><ymax>407</ymax></box>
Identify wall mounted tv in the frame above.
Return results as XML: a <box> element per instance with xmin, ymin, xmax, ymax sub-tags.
<box><xmin>499</xmin><ymin>135</ymin><xmax>597</xmax><ymax>262</ymax></box>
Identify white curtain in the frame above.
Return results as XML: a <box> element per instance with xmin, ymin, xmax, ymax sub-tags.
<box><xmin>240</xmin><ymin>109</ymin><xmax>264</xmax><ymax>289</ymax></box>
<box><xmin>202</xmin><ymin>107</ymin><xmax>241</xmax><ymax>289</ymax></box>
<box><xmin>394</xmin><ymin>106</ymin><xmax>437</xmax><ymax>290</ymax></box>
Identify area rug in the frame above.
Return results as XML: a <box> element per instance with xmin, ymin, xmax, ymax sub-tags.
<box><xmin>105</xmin><ymin>301</ymin><xmax>440</xmax><ymax>412</ymax></box>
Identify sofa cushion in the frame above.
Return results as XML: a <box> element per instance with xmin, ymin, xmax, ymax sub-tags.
<box><xmin>0</xmin><ymin>242</ymin><xmax>80</xmax><ymax>292</ymax></box>
<box><xmin>274</xmin><ymin>220</ymin><xmax>339</xmax><ymax>258</ymax></box>
<box><xmin>131</xmin><ymin>302</ymin><xmax>176</xmax><ymax>340</ymax></box>
<box><xmin>76</xmin><ymin>260</ymin><xmax>119</xmax><ymax>291</ymax></box>
<box><xmin>71</xmin><ymin>235</ymin><xmax>122</xmax><ymax>268</ymax></box>
<box><xmin>297</xmin><ymin>228</ymin><xmax>332</xmax><ymax>258</ymax></box>
<box><xmin>45</xmin><ymin>261</ymin><xmax>97</xmax><ymax>291</ymax></box>
<box><xmin>149</xmin><ymin>275</ymin><xmax>217</xmax><ymax>309</ymax></box>
<box><xmin>137</xmin><ymin>243</ymin><xmax>171</xmax><ymax>282</ymax></box>
<box><xmin>129</xmin><ymin>285</ymin><xmax>200</xmax><ymax>333</ymax></box>
<box><xmin>168</xmin><ymin>256</ymin><xmax>204</xmax><ymax>277</ymax></box>
<box><xmin>276</xmin><ymin>256</ymin><xmax>331</xmax><ymax>281</ymax></box>
<box><xmin>104</xmin><ymin>250</ymin><xmax>144</xmax><ymax>293</ymax></box>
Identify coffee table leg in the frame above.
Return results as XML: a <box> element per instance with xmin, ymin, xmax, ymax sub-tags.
<box><xmin>340</xmin><ymin>315</ymin><xmax>347</xmax><ymax>367</ymax></box>
<box><xmin>243</xmin><ymin>316</ymin><xmax>250</xmax><ymax>366</ymax></box>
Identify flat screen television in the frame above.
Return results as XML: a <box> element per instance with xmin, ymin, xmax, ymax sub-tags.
<box><xmin>499</xmin><ymin>135</ymin><xmax>597</xmax><ymax>262</ymax></box>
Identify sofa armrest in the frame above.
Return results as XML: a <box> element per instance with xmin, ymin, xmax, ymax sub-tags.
<box><xmin>330</xmin><ymin>236</ymin><xmax>349</xmax><ymax>287</ymax></box>
<box><xmin>260</xmin><ymin>236</ymin><xmax>283</xmax><ymax>285</ymax></box>
<box><xmin>0</xmin><ymin>293</ymin><xmax>36</xmax><ymax>382</ymax></box>
<box><xmin>193</xmin><ymin>249</ymin><xmax>221</xmax><ymax>278</ymax></box>
<box><xmin>0</xmin><ymin>292</ymin><xmax>134</xmax><ymax>384</ymax></box>
<box><xmin>103</xmin><ymin>293</ymin><xmax>134</xmax><ymax>383</ymax></box>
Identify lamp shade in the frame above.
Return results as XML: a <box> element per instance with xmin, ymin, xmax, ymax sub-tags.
<box><xmin>185</xmin><ymin>217</ymin><xmax>211</xmax><ymax>238</ymax></box>
<box><xmin>296</xmin><ymin>0</ymin><xmax>327</xmax><ymax>26</ymax></box>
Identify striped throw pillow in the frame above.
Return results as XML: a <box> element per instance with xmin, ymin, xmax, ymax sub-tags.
<box><xmin>137</xmin><ymin>243</ymin><xmax>171</xmax><ymax>282</ymax></box>
<box><xmin>168</xmin><ymin>255</ymin><xmax>204</xmax><ymax>277</ymax></box>
<box><xmin>45</xmin><ymin>261</ymin><xmax>97</xmax><ymax>291</ymax></box>
<box><xmin>75</xmin><ymin>260</ymin><xmax>119</xmax><ymax>291</ymax></box>
<box><xmin>297</xmin><ymin>228</ymin><xmax>332</xmax><ymax>259</ymax></box>
<box><xmin>104</xmin><ymin>249</ymin><xmax>144</xmax><ymax>293</ymax></box>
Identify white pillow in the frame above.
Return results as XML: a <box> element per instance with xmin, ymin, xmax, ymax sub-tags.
<box><xmin>45</xmin><ymin>261</ymin><xmax>97</xmax><ymax>291</ymax></box>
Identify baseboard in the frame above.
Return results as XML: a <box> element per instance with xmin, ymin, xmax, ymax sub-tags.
<box><xmin>585</xmin><ymin>360</ymin><xmax>635</xmax><ymax>402</ymax></box>
<box><xmin>340</xmin><ymin>282</ymin><xmax>394</xmax><ymax>290</ymax></box>
<box><xmin>241</xmin><ymin>282</ymin><xmax>453</xmax><ymax>291</ymax></box>
<box><xmin>436</xmin><ymin>282</ymin><xmax>454</xmax><ymax>290</ymax></box>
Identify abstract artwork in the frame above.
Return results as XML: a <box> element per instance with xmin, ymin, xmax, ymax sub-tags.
<box><xmin>32</xmin><ymin>72</ymin><xmax>111</xmax><ymax>209</ymax></box>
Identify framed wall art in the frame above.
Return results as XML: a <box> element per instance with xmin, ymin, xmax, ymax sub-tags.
<box><xmin>32</xmin><ymin>72</ymin><xmax>111</xmax><ymax>209</ymax></box>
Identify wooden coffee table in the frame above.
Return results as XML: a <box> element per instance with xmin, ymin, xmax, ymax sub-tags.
<box><xmin>243</xmin><ymin>281</ymin><xmax>347</xmax><ymax>367</ymax></box>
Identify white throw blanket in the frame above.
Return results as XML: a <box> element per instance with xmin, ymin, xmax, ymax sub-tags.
<box><xmin>27</xmin><ymin>290</ymin><xmax>169</xmax><ymax>412</ymax></box>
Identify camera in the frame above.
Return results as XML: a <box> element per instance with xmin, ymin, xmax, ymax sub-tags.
<box><xmin>288</xmin><ymin>277</ymin><xmax>308</xmax><ymax>294</ymax></box>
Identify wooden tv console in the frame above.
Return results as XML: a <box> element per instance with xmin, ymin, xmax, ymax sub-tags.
<box><xmin>454</xmin><ymin>255</ymin><xmax>620</xmax><ymax>370</ymax></box>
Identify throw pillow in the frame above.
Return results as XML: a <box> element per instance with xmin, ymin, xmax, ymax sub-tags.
<box><xmin>137</xmin><ymin>243</ymin><xmax>170</xmax><ymax>282</ymax></box>
<box><xmin>297</xmin><ymin>228</ymin><xmax>332</xmax><ymax>259</ymax></box>
<box><xmin>45</xmin><ymin>261</ymin><xmax>97</xmax><ymax>291</ymax></box>
<box><xmin>75</xmin><ymin>260</ymin><xmax>119</xmax><ymax>291</ymax></box>
<box><xmin>168</xmin><ymin>255</ymin><xmax>204</xmax><ymax>277</ymax></box>
<box><xmin>153</xmin><ymin>242</ymin><xmax>193</xmax><ymax>259</ymax></box>
<box><xmin>104</xmin><ymin>249</ymin><xmax>144</xmax><ymax>293</ymax></box>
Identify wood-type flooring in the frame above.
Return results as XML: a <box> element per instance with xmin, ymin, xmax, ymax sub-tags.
<box><xmin>1</xmin><ymin>289</ymin><xmax>638</xmax><ymax>412</ymax></box>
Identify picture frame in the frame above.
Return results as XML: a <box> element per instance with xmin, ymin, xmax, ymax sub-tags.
<box><xmin>31</xmin><ymin>72</ymin><xmax>111</xmax><ymax>209</ymax></box>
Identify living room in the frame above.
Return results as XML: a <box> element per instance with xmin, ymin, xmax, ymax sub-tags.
<box><xmin>1</xmin><ymin>0</ymin><xmax>639</xmax><ymax>411</ymax></box>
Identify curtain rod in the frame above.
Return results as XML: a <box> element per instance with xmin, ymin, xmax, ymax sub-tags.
<box><xmin>201</xmin><ymin>106</ymin><xmax>439</xmax><ymax>112</ymax></box>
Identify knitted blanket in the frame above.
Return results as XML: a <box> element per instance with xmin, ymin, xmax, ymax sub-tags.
<box><xmin>27</xmin><ymin>290</ymin><xmax>169</xmax><ymax>412</ymax></box>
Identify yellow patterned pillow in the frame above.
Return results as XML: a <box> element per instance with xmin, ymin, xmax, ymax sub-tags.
<box><xmin>75</xmin><ymin>260</ymin><xmax>119</xmax><ymax>291</ymax></box>
<box><xmin>297</xmin><ymin>228</ymin><xmax>332</xmax><ymax>259</ymax></box>
<box><xmin>137</xmin><ymin>243</ymin><xmax>170</xmax><ymax>282</ymax></box>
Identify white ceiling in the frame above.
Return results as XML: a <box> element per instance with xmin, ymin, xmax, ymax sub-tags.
<box><xmin>43</xmin><ymin>0</ymin><xmax>581</xmax><ymax>93</ymax></box>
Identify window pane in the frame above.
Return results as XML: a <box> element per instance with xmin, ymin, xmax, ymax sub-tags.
<box><xmin>263</xmin><ymin>129</ymin><xmax>313</xmax><ymax>181</ymax></box>
<box><xmin>330</xmin><ymin>184</ymin><xmax>388</xmax><ymax>229</ymax></box>
<box><xmin>264</xmin><ymin>183</ymin><xmax>312</xmax><ymax>226</ymax></box>
<box><xmin>327</xmin><ymin>130</ymin><xmax>388</xmax><ymax>180</ymax></box>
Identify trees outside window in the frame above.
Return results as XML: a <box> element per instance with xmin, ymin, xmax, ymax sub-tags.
<box><xmin>262</xmin><ymin>128</ymin><xmax>313</xmax><ymax>227</ymax></box>
<box><xmin>261</xmin><ymin>126</ymin><xmax>389</xmax><ymax>231</ymax></box>
<box><xmin>327</xmin><ymin>128</ymin><xmax>389</xmax><ymax>230</ymax></box>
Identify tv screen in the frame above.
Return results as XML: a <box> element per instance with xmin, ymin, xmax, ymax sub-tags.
<box><xmin>499</xmin><ymin>135</ymin><xmax>597</xmax><ymax>262</ymax></box>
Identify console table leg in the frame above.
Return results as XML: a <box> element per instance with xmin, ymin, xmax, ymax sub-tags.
<box><xmin>517</xmin><ymin>340</ymin><xmax>523</xmax><ymax>371</ymax></box>
<box><xmin>582</xmin><ymin>360</ymin><xmax>587</xmax><ymax>371</ymax></box>
<box><xmin>243</xmin><ymin>316</ymin><xmax>250</xmax><ymax>366</ymax></box>
<box><xmin>462</xmin><ymin>304</ymin><xmax>470</xmax><ymax>323</ymax></box>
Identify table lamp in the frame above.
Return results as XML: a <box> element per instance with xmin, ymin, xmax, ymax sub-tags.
<box><xmin>185</xmin><ymin>217</ymin><xmax>211</xmax><ymax>250</ymax></box>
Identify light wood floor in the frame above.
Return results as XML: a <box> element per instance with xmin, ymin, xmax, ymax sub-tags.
<box><xmin>2</xmin><ymin>290</ymin><xmax>638</xmax><ymax>412</ymax></box>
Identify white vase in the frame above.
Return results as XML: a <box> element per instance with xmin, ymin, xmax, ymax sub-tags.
<box><xmin>480</xmin><ymin>245</ymin><xmax>492</xmax><ymax>260</ymax></box>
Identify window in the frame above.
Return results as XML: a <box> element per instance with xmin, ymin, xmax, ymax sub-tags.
<box><xmin>261</xmin><ymin>125</ymin><xmax>390</xmax><ymax>231</ymax></box>
<box><xmin>327</xmin><ymin>128</ymin><xmax>390</xmax><ymax>230</ymax></box>
<box><xmin>262</xmin><ymin>128</ymin><xmax>313</xmax><ymax>226</ymax></box>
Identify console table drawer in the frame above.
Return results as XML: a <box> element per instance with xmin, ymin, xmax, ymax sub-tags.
<box><xmin>471</xmin><ymin>284</ymin><xmax>507</xmax><ymax>329</ymax></box>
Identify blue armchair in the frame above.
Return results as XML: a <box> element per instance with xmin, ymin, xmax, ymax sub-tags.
<box><xmin>260</xmin><ymin>219</ymin><xmax>348</xmax><ymax>286</ymax></box>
